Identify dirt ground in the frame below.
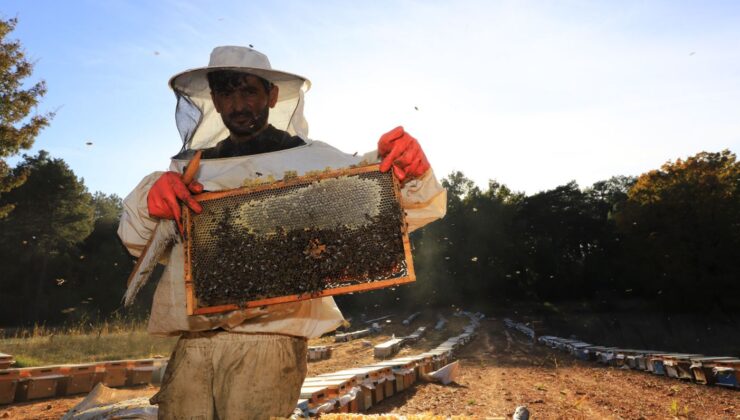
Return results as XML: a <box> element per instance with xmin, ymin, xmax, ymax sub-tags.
<box><xmin>2</xmin><ymin>316</ymin><xmax>738</xmax><ymax>419</ymax></box>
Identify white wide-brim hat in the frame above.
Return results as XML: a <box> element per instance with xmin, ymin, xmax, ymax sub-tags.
<box><xmin>169</xmin><ymin>46</ymin><xmax>311</xmax><ymax>150</ymax></box>
<box><xmin>169</xmin><ymin>45</ymin><xmax>311</xmax><ymax>95</ymax></box>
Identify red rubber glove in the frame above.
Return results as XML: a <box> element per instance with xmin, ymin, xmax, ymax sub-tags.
<box><xmin>378</xmin><ymin>126</ymin><xmax>430</xmax><ymax>183</ymax></box>
<box><xmin>147</xmin><ymin>172</ymin><xmax>204</xmax><ymax>234</ymax></box>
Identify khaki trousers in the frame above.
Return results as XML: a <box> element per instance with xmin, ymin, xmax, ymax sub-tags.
<box><xmin>151</xmin><ymin>331</ymin><xmax>307</xmax><ymax>420</ymax></box>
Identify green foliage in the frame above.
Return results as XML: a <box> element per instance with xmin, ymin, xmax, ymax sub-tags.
<box><xmin>616</xmin><ymin>150</ymin><xmax>740</xmax><ymax>310</ymax></box>
<box><xmin>343</xmin><ymin>150</ymin><xmax>738</xmax><ymax>315</ymax></box>
<box><xmin>0</xmin><ymin>151</ymin><xmax>140</xmax><ymax>326</ymax></box>
<box><xmin>0</xmin><ymin>151</ymin><xmax>94</xmax><ymax>323</ymax></box>
<box><xmin>0</xmin><ymin>18</ymin><xmax>53</xmax><ymax>218</ymax></box>
<box><xmin>0</xmin><ymin>151</ymin><xmax>94</xmax><ymax>250</ymax></box>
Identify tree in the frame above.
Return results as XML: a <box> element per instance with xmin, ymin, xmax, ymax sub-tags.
<box><xmin>0</xmin><ymin>151</ymin><xmax>94</xmax><ymax>323</ymax></box>
<box><xmin>73</xmin><ymin>192</ymin><xmax>139</xmax><ymax>320</ymax></box>
<box><xmin>0</xmin><ymin>17</ymin><xmax>53</xmax><ymax>218</ymax></box>
<box><xmin>615</xmin><ymin>150</ymin><xmax>740</xmax><ymax>310</ymax></box>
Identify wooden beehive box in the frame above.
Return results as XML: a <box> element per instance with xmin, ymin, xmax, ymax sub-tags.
<box><xmin>15</xmin><ymin>366</ymin><xmax>66</xmax><ymax>401</ymax></box>
<box><xmin>303</xmin><ymin>375</ymin><xmax>357</xmax><ymax>398</ymax></box>
<box><xmin>690</xmin><ymin>356</ymin><xmax>740</xmax><ymax>385</ymax></box>
<box><xmin>712</xmin><ymin>359</ymin><xmax>740</xmax><ymax>388</ymax></box>
<box><xmin>0</xmin><ymin>369</ymin><xmax>20</xmax><ymax>405</ymax></box>
<box><xmin>373</xmin><ymin>337</ymin><xmax>405</xmax><ymax>359</ymax></box>
<box><xmin>368</xmin><ymin>360</ymin><xmax>416</xmax><ymax>392</ymax></box>
<box><xmin>0</xmin><ymin>353</ymin><xmax>14</xmax><ymax>370</ymax></box>
<box><xmin>299</xmin><ymin>385</ymin><xmax>329</xmax><ymax>407</ymax></box>
<box><xmin>127</xmin><ymin>359</ymin><xmax>156</xmax><ymax>386</ymax></box>
<box><xmin>99</xmin><ymin>361</ymin><xmax>128</xmax><ymax>388</ymax></box>
<box><xmin>661</xmin><ymin>353</ymin><xmax>702</xmax><ymax>380</ymax></box>
<box><xmin>324</xmin><ymin>368</ymin><xmax>378</xmax><ymax>411</ymax></box>
<box><xmin>183</xmin><ymin>165</ymin><xmax>414</xmax><ymax>315</ymax></box>
<box><xmin>58</xmin><ymin>363</ymin><xmax>104</xmax><ymax>395</ymax></box>
<box><xmin>366</xmin><ymin>366</ymin><xmax>395</xmax><ymax>400</ymax></box>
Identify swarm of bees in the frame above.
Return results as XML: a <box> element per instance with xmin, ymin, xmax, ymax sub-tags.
<box><xmin>191</xmin><ymin>179</ymin><xmax>406</xmax><ymax>307</ymax></box>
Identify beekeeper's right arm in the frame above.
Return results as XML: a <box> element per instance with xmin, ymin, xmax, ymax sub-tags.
<box><xmin>117</xmin><ymin>171</ymin><xmax>202</xmax><ymax>257</ymax></box>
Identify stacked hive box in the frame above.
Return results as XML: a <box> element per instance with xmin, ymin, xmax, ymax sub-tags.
<box><xmin>0</xmin><ymin>354</ymin><xmax>14</xmax><ymax>370</ymax></box>
<box><xmin>335</xmin><ymin>329</ymin><xmax>372</xmax><ymax>343</ymax></box>
<box><xmin>58</xmin><ymin>364</ymin><xmax>104</xmax><ymax>396</ymax></box>
<box><xmin>368</xmin><ymin>359</ymin><xmax>417</xmax><ymax>393</ymax></box>
<box><xmin>690</xmin><ymin>357</ymin><xmax>740</xmax><ymax>386</ymax></box>
<box><xmin>308</xmin><ymin>346</ymin><xmax>333</xmax><ymax>362</ymax></box>
<box><xmin>709</xmin><ymin>359</ymin><xmax>740</xmax><ymax>388</ymax></box>
<box><xmin>126</xmin><ymin>359</ymin><xmax>159</xmax><ymax>386</ymax></box>
<box><xmin>303</xmin><ymin>376</ymin><xmax>358</xmax><ymax>413</ymax></box>
<box><xmin>325</xmin><ymin>366</ymin><xmax>391</xmax><ymax>410</ymax></box>
<box><xmin>405</xmin><ymin>326</ymin><xmax>427</xmax><ymax>343</ymax></box>
<box><xmin>14</xmin><ymin>366</ymin><xmax>66</xmax><ymax>401</ymax></box>
<box><xmin>99</xmin><ymin>361</ymin><xmax>128</xmax><ymax>387</ymax></box>
<box><xmin>660</xmin><ymin>354</ymin><xmax>702</xmax><ymax>380</ymax></box>
<box><xmin>0</xmin><ymin>370</ymin><xmax>20</xmax><ymax>405</ymax></box>
<box><xmin>373</xmin><ymin>338</ymin><xmax>405</xmax><ymax>359</ymax></box>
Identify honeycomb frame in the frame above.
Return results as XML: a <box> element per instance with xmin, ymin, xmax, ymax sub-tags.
<box><xmin>182</xmin><ymin>164</ymin><xmax>415</xmax><ymax>315</ymax></box>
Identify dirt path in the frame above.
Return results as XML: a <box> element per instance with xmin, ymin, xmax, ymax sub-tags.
<box><xmin>2</xmin><ymin>317</ymin><xmax>737</xmax><ymax>419</ymax></box>
<box><xmin>366</xmin><ymin>318</ymin><xmax>739</xmax><ymax>419</ymax></box>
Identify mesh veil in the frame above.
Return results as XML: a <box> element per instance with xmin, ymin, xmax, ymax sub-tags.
<box><xmin>174</xmin><ymin>79</ymin><xmax>310</xmax><ymax>152</ymax></box>
<box><xmin>170</xmin><ymin>47</ymin><xmax>311</xmax><ymax>152</ymax></box>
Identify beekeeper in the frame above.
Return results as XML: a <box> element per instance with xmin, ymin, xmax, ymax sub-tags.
<box><xmin>118</xmin><ymin>46</ymin><xmax>446</xmax><ymax>419</ymax></box>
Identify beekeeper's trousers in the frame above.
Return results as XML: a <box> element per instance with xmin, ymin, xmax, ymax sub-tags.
<box><xmin>151</xmin><ymin>331</ymin><xmax>308</xmax><ymax>420</ymax></box>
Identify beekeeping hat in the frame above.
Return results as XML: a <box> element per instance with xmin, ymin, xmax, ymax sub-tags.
<box><xmin>169</xmin><ymin>46</ymin><xmax>311</xmax><ymax>151</ymax></box>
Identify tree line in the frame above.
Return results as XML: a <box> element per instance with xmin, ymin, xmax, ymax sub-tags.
<box><xmin>0</xmin><ymin>151</ymin><xmax>143</xmax><ymax>326</ymax></box>
<box><xmin>1</xmin><ymin>149</ymin><xmax>737</xmax><ymax>326</ymax></box>
<box><xmin>377</xmin><ymin>150</ymin><xmax>739</xmax><ymax>315</ymax></box>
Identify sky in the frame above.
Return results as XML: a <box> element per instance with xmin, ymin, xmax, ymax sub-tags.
<box><xmin>3</xmin><ymin>0</ymin><xmax>740</xmax><ymax>198</ymax></box>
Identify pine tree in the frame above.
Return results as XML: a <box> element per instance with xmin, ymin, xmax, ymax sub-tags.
<box><xmin>0</xmin><ymin>17</ymin><xmax>53</xmax><ymax>218</ymax></box>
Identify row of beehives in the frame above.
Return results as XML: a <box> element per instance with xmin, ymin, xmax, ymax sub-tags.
<box><xmin>296</xmin><ymin>312</ymin><xmax>483</xmax><ymax>417</ymax></box>
<box><xmin>308</xmin><ymin>346</ymin><xmax>333</xmax><ymax>362</ymax></box>
<box><xmin>373</xmin><ymin>326</ymin><xmax>427</xmax><ymax>359</ymax></box>
<box><xmin>541</xmin><ymin>336</ymin><xmax>740</xmax><ymax>389</ymax></box>
<box><xmin>0</xmin><ymin>358</ymin><xmax>168</xmax><ymax>405</ymax></box>
<box><xmin>503</xmin><ymin>319</ymin><xmax>740</xmax><ymax>389</ymax></box>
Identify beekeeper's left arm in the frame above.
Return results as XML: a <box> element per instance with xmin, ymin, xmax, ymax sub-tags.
<box><xmin>377</xmin><ymin>126</ymin><xmax>447</xmax><ymax>232</ymax></box>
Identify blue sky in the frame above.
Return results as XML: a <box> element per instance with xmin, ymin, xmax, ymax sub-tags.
<box><xmin>3</xmin><ymin>0</ymin><xmax>740</xmax><ymax>197</ymax></box>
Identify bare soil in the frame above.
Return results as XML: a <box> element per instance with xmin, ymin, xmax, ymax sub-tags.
<box><xmin>2</xmin><ymin>317</ymin><xmax>738</xmax><ymax>419</ymax></box>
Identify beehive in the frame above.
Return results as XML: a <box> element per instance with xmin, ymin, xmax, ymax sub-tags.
<box><xmin>99</xmin><ymin>361</ymin><xmax>128</xmax><ymax>387</ymax></box>
<box><xmin>58</xmin><ymin>364</ymin><xmax>103</xmax><ymax>395</ymax></box>
<box><xmin>183</xmin><ymin>165</ymin><xmax>414</xmax><ymax>315</ymax></box>
<box><xmin>14</xmin><ymin>366</ymin><xmax>66</xmax><ymax>401</ymax></box>
<box><xmin>126</xmin><ymin>359</ymin><xmax>156</xmax><ymax>386</ymax></box>
<box><xmin>0</xmin><ymin>369</ymin><xmax>20</xmax><ymax>404</ymax></box>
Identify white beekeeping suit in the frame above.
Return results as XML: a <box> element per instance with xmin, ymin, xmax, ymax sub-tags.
<box><xmin>118</xmin><ymin>46</ymin><xmax>447</xmax><ymax>338</ymax></box>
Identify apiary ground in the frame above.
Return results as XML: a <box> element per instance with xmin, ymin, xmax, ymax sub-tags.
<box><xmin>2</xmin><ymin>316</ymin><xmax>737</xmax><ymax>419</ymax></box>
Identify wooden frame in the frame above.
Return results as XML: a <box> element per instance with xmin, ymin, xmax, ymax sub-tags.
<box><xmin>183</xmin><ymin>164</ymin><xmax>416</xmax><ymax>315</ymax></box>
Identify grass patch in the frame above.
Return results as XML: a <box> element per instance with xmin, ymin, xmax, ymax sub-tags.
<box><xmin>11</xmin><ymin>354</ymin><xmax>46</xmax><ymax>368</ymax></box>
<box><xmin>0</xmin><ymin>318</ymin><xmax>177</xmax><ymax>367</ymax></box>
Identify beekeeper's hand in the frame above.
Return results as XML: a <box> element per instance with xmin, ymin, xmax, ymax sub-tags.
<box><xmin>378</xmin><ymin>126</ymin><xmax>431</xmax><ymax>183</ymax></box>
<box><xmin>147</xmin><ymin>172</ymin><xmax>204</xmax><ymax>233</ymax></box>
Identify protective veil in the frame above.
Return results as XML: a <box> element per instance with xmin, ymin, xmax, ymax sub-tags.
<box><xmin>169</xmin><ymin>46</ymin><xmax>310</xmax><ymax>152</ymax></box>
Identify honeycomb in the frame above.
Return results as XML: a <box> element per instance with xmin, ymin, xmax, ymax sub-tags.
<box><xmin>185</xmin><ymin>167</ymin><xmax>411</xmax><ymax>311</ymax></box>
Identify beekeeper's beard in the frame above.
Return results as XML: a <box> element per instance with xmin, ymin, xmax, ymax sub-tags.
<box><xmin>222</xmin><ymin>106</ymin><xmax>270</xmax><ymax>139</ymax></box>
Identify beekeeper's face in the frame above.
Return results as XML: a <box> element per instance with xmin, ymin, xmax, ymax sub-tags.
<box><xmin>210</xmin><ymin>73</ymin><xmax>279</xmax><ymax>138</ymax></box>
